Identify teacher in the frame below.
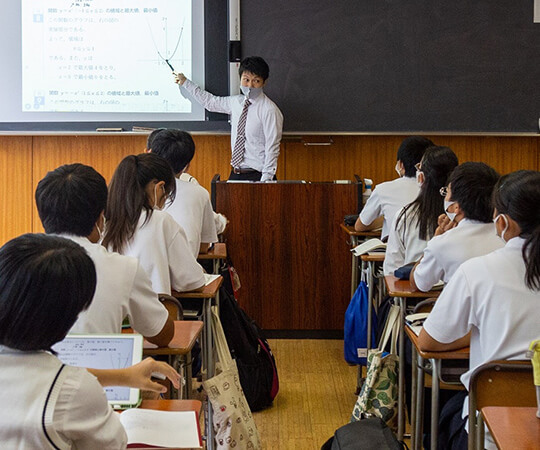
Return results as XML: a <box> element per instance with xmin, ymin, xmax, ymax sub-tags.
<box><xmin>174</xmin><ymin>56</ymin><xmax>283</xmax><ymax>182</ymax></box>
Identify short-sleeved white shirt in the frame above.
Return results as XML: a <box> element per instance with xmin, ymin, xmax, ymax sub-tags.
<box><xmin>178</xmin><ymin>173</ymin><xmax>228</xmax><ymax>234</ymax></box>
<box><xmin>423</xmin><ymin>237</ymin><xmax>540</xmax><ymax>447</ymax></box>
<box><xmin>383</xmin><ymin>206</ymin><xmax>428</xmax><ymax>276</ymax></box>
<box><xmin>359</xmin><ymin>176</ymin><xmax>420</xmax><ymax>239</ymax></box>
<box><xmin>0</xmin><ymin>348</ymin><xmax>126</xmax><ymax>449</ymax></box>
<box><xmin>413</xmin><ymin>219</ymin><xmax>504</xmax><ymax>291</ymax></box>
<box><xmin>165</xmin><ymin>178</ymin><xmax>218</xmax><ymax>258</ymax></box>
<box><xmin>65</xmin><ymin>235</ymin><xmax>169</xmax><ymax>338</ymax></box>
<box><xmin>122</xmin><ymin>209</ymin><xmax>206</xmax><ymax>294</ymax></box>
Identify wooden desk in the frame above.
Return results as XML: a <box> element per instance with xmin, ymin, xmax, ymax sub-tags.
<box><xmin>143</xmin><ymin>321</ymin><xmax>204</xmax><ymax>400</ymax></box>
<box><xmin>197</xmin><ymin>243</ymin><xmax>227</xmax><ymax>274</ymax></box>
<box><xmin>384</xmin><ymin>275</ymin><xmax>442</xmax><ymax>441</ymax></box>
<box><xmin>341</xmin><ymin>223</ymin><xmax>382</xmax><ymax>297</ymax></box>
<box><xmin>173</xmin><ymin>276</ymin><xmax>223</xmax><ymax>450</ymax></box>
<box><xmin>482</xmin><ymin>406</ymin><xmax>540</xmax><ymax>450</ymax></box>
<box><xmin>406</xmin><ymin>326</ymin><xmax>468</xmax><ymax>450</ymax></box>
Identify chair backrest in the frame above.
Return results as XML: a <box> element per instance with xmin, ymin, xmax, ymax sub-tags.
<box><xmin>158</xmin><ymin>294</ymin><xmax>184</xmax><ymax>321</ymax></box>
<box><xmin>469</xmin><ymin>359</ymin><xmax>535</xmax><ymax>410</ymax></box>
<box><xmin>468</xmin><ymin>359</ymin><xmax>534</xmax><ymax>450</ymax></box>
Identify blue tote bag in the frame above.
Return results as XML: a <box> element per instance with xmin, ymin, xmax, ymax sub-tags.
<box><xmin>344</xmin><ymin>281</ymin><xmax>377</xmax><ymax>365</ymax></box>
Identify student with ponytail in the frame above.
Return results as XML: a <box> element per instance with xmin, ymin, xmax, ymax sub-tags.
<box><xmin>103</xmin><ymin>153</ymin><xmax>205</xmax><ymax>294</ymax></box>
<box><xmin>383</xmin><ymin>145</ymin><xmax>459</xmax><ymax>275</ymax></box>
<box><xmin>419</xmin><ymin>170</ymin><xmax>540</xmax><ymax>449</ymax></box>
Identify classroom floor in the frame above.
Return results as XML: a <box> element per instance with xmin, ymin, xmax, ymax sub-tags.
<box><xmin>252</xmin><ymin>339</ymin><xmax>358</xmax><ymax>449</ymax></box>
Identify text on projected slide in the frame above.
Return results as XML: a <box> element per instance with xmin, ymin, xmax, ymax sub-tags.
<box><xmin>22</xmin><ymin>0</ymin><xmax>192</xmax><ymax>113</ymax></box>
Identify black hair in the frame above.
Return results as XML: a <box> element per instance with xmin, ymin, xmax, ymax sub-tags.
<box><xmin>448</xmin><ymin>162</ymin><xmax>500</xmax><ymax>223</ymax></box>
<box><xmin>103</xmin><ymin>153</ymin><xmax>176</xmax><ymax>253</ymax></box>
<box><xmin>146</xmin><ymin>128</ymin><xmax>167</xmax><ymax>150</ymax></box>
<box><xmin>35</xmin><ymin>164</ymin><xmax>108</xmax><ymax>237</ymax></box>
<box><xmin>398</xmin><ymin>146</ymin><xmax>459</xmax><ymax>240</ymax></box>
<box><xmin>396</xmin><ymin>136</ymin><xmax>434</xmax><ymax>177</ymax></box>
<box><xmin>0</xmin><ymin>234</ymin><xmax>96</xmax><ymax>351</ymax></box>
<box><xmin>239</xmin><ymin>56</ymin><xmax>270</xmax><ymax>80</ymax></box>
<box><xmin>493</xmin><ymin>170</ymin><xmax>540</xmax><ymax>290</ymax></box>
<box><xmin>150</xmin><ymin>129</ymin><xmax>196</xmax><ymax>174</ymax></box>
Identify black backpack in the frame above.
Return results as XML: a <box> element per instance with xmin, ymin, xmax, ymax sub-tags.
<box><xmin>218</xmin><ymin>263</ymin><xmax>279</xmax><ymax>412</ymax></box>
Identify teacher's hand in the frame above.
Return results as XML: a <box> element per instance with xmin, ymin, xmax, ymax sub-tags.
<box><xmin>174</xmin><ymin>72</ymin><xmax>187</xmax><ymax>85</ymax></box>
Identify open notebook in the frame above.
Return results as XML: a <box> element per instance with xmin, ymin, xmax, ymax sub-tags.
<box><xmin>52</xmin><ymin>334</ymin><xmax>143</xmax><ymax>409</ymax></box>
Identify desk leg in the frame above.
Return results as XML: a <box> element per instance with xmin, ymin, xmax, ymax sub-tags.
<box><xmin>415</xmin><ymin>354</ymin><xmax>425</xmax><ymax>450</ymax></box>
<box><xmin>398</xmin><ymin>296</ymin><xmax>405</xmax><ymax>441</ymax></box>
<box><xmin>202</xmin><ymin>297</ymin><xmax>215</xmax><ymax>450</ymax></box>
<box><xmin>430</xmin><ymin>359</ymin><xmax>440</xmax><ymax>450</ymax></box>
<box><xmin>410</xmin><ymin>345</ymin><xmax>417</xmax><ymax>450</ymax></box>
<box><xmin>367</xmin><ymin>261</ymin><xmax>374</xmax><ymax>352</ymax></box>
<box><xmin>350</xmin><ymin>236</ymin><xmax>359</xmax><ymax>298</ymax></box>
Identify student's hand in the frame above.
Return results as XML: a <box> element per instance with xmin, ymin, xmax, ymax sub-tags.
<box><xmin>174</xmin><ymin>72</ymin><xmax>187</xmax><ymax>85</ymax></box>
<box><xmin>434</xmin><ymin>213</ymin><xmax>457</xmax><ymax>236</ymax></box>
<box><xmin>125</xmin><ymin>358</ymin><xmax>181</xmax><ymax>394</ymax></box>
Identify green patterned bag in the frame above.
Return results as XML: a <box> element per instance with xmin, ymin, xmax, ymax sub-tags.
<box><xmin>351</xmin><ymin>304</ymin><xmax>400</xmax><ymax>428</ymax></box>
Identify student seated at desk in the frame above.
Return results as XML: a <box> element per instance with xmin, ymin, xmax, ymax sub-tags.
<box><xmin>35</xmin><ymin>164</ymin><xmax>174</xmax><ymax>347</ymax></box>
<box><xmin>355</xmin><ymin>136</ymin><xmax>434</xmax><ymax>240</ymax></box>
<box><xmin>147</xmin><ymin>129</ymin><xmax>219</xmax><ymax>257</ymax></box>
<box><xmin>103</xmin><ymin>153</ymin><xmax>206</xmax><ymax>294</ymax></box>
<box><xmin>410</xmin><ymin>162</ymin><xmax>503</xmax><ymax>291</ymax></box>
<box><xmin>146</xmin><ymin>128</ymin><xmax>228</xmax><ymax>237</ymax></box>
<box><xmin>418</xmin><ymin>170</ymin><xmax>540</xmax><ymax>450</ymax></box>
<box><xmin>0</xmin><ymin>234</ymin><xmax>180</xmax><ymax>449</ymax></box>
<box><xmin>383</xmin><ymin>146</ymin><xmax>459</xmax><ymax>276</ymax></box>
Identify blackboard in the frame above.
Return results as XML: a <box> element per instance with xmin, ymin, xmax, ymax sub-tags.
<box><xmin>242</xmin><ymin>0</ymin><xmax>540</xmax><ymax>132</ymax></box>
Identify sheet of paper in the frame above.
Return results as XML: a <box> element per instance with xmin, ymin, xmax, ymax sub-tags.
<box><xmin>120</xmin><ymin>409</ymin><xmax>202</xmax><ymax>448</ymax></box>
<box><xmin>204</xmin><ymin>273</ymin><xmax>221</xmax><ymax>286</ymax></box>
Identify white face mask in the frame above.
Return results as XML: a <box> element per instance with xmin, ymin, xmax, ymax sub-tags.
<box><xmin>494</xmin><ymin>214</ymin><xmax>509</xmax><ymax>243</ymax></box>
<box><xmin>395</xmin><ymin>162</ymin><xmax>402</xmax><ymax>177</ymax></box>
<box><xmin>240</xmin><ymin>85</ymin><xmax>263</xmax><ymax>99</ymax></box>
<box><xmin>415</xmin><ymin>170</ymin><xmax>423</xmax><ymax>187</ymax></box>
<box><xmin>95</xmin><ymin>222</ymin><xmax>105</xmax><ymax>242</ymax></box>
<box><xmin>444</xmin><ymin>200</ymin><xmax>457</xmax><ymax>222</ymax></box>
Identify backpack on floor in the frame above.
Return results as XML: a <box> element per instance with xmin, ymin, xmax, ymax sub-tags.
<box><xmin>218</xmin><ymin>262</ymin><xmax>279</xmax><ymax>411</ymax></box>
<box><xmin>321</xmin><ymin>417</ymin><xmax>406</xmax><ymax>450</ymax></box>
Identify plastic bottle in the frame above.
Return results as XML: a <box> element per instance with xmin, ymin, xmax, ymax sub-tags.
<box><xmin>363</xmin><ymin>178</ymin><xmax>373</xmax><ymax>205</ymax></box>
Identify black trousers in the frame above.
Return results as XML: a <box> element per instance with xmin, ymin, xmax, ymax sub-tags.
<box><xmin>228</xmin><ymin>170</ymin><xmax>277</xmax><ymax>181</ymax></box>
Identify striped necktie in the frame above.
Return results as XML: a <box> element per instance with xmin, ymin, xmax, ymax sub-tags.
<box><xmin>231</xmin><ymin>98</ymin><xmax>251</xmax><ymax>168</ymax></box>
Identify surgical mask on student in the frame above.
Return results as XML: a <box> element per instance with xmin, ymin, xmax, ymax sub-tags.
<box><xmin>493</xmin><ymin>214</ymin><xmax>509</xmax><ymax>243</ymax></box>
<box><xmin>153</xmin><ymin>184</ymin><xmax>165</xmax><ymax>210</ymax></box>
<box><xmin>95</xmin><ymin>222</ymin><xmax>105</xmax><ymax>242</ymax></box>
<box><xmin>395</xmin><ymin>162</ymin><xmax>402</xmax><ymax>177</ymax></box>
<box><xmin>444</xmin><ymin>200</ymin><xmax>457</xmax><ymax>222</ymax></box>
<box><xmin>240</xmin><ymin>85</ymin><xmax>263</xmax><ymax>99</ymax></box>
<box><xmin>415</xmin><ymin>170</ymin><xmax>424</xmax><ymax>187</ymax></box>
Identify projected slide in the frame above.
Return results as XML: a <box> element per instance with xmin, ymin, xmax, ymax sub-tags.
<box><xmin>22</xmin><ymin>0</ymin><xmax>193</xmax><ymax>113</ymax></box>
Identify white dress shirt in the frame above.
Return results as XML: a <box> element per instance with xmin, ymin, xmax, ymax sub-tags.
<box><xmin>0</xmin><ymin>348</ymin><xmax>126</xmax><ymax>449</ymax></box>
<box><xmin>359</xmin><ymin>176</ymin><xmax>420</xmax><ymax>239</ymax></box>
<box><xmin>66</xmin><ymin>235</ymin><xmax>169</xmax><ymax>338</ymax></box>
<box><xmin>413</xmin><ymin>219</ymin><xmax>504</xmax><ymax>291</ymax></box>
<box><xmin>181</xmin><ymin>79</ymin><xmax>283</xmax><ymax>181</ymax></box>
<box><xmin>121</xmin><ymin>209</ymin><xmax>206</xmax><ymax>294</ymax></box>
<box><xmin>383</xmin><ymin>206</ymin><xmax>428</xmax><ymax>276</ymax></box>
<box><xmin>165</xmin><ymin>178</ymin><xmax>218</xmax><ymax>258</ymax></box>
<box><xmin>423</xmin><ymin>237</ymin><xmax>540</xmax><ymax>448</ymax></box>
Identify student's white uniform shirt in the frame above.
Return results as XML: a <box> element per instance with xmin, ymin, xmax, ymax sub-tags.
<box><xmin>122</xmin><ymin>209</ymin><xmax>206</xmax><ymax>294</ymax></box>
<box><xmin>423</xmin><ymin>237</ymin><xmax>540</xmax><ymax>448</ymax></box>
<box><xmin>181</xmin><ymin>79</ymin><xmax>283</xmax><ymax>181</ymax></box>
<box><xmin>383</xmin><ymin>206</ymin><xmax>428</xmax><ymax>276</ymax></box>
<box><xmin>0</xmin><ymin>347</ymin><xmax>126</xmax><ymax>449</ymax></box>
<box><xmin>178</xmin><ymin>172</ymin><xmax>228</xmax><ymax>234</ymax></box>
<box><xmin>66</xmin><ymin>235</ymin><xmax>168</xmax><ymax>337</ymax></box>
<box><xmin>413</xmin><ymin>219</ymin><xmax>504</xmax><ymax>291</ymax></box>
<box><xmin>165</xmin><ymin>178</ymin><xmax>218</xmax><ymax>258</ymax></box>
<box><xmin>359</xmin><ymin>176</ymin><xmax>420</xmax><ymax>239</ymax></box>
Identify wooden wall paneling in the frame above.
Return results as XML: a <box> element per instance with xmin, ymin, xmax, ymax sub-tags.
<box><xmin>0</xmin><ymin>137</ymin><xmax>33</xmax><ymax>245</ymax></box>
<box><xmin>31</xmin><ymin>135</ymin><xmax>148</xmax><ymax>232</ymax></box>
<box><xmin>216</xmin><ymin>182</ymin><xmax>357</xmax><ymax>330</ymax></box>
